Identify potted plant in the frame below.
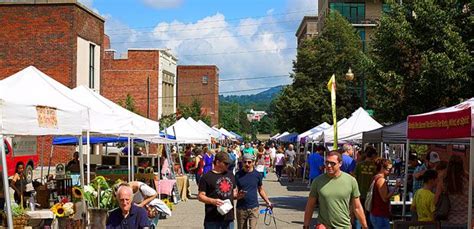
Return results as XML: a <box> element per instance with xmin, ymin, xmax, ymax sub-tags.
<box><xmin>50</xmin><ymin>197</ymin><xmax>74</xmax><ymax>228</ymax></box>
<box><xmin>80</xmin><ymin>176</ymin><xmax>120</xmax><ymax>228</ymax></box>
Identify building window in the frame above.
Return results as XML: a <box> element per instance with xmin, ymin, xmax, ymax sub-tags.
<box><xmin>329</xmin><ymin>3</ymin><xmax>365</xmax><ymax>24</ymax></box>
<box><xmin>356</xmin><ymin>28</ymin><xmax>366</xmax><ymax>52</ymax></box>
<box><xmin>89</xmin><ymin>44</ymin><xmax>95</xmax><ymax>89</ymax></box>
<box><xmin>202</xmin><ymin>75</ymin><xmax>208</xmax><ymax>84</ymax></box>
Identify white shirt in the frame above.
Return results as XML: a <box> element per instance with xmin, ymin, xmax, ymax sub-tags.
<box><xmin>270</xmin><ymin>147</ymin><xmax>277</xmax><ymax>159</ymax></box>
<box><xmin>133</xmin><ymin>182</ymin><xmax>157</xmax><ymax>204</ymax></box>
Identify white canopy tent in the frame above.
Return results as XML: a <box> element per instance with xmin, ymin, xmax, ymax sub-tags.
<box><xmin>0</xmin><ymin>66</ymin><xmax>89</xmax><ymax>228</ymax></box>
<box><xmin>275</xmin><ymin>131</ymin><xmax>289</xmax><ymax>141</ymax></box>
<box><xmin>297</xmin><ymin>122</ymin><xmax>331</xmax><ymax>143</ymax></box>
<box><xmin>270</xmin><ymin>133</ymin><xmax>281</xmax><ymax>140</ymax></box>
<box><xmin>166</xmin><ymin>118</ymin><xmax>211</xmax><ymax>144</ymax></box>
<box><xmin>324</xmin><ymin>108</ymin><xmax>382</xmax><ymax>143</ymax></box>
<box><xmin>197</xmin><ymin>120</ymin><xmax>224</xmax><ymax>140</ymax></box>
<box><xmin>219</xmin><ymin>127</ymin><xmax>237</xmax><ymax>140</ymax></box>
<box><xmin>308</xmin><ymin>118</ymin><xmax>348</xmax><ymax>142</ymax></box>
<box><xmin>186</xmin><ymin>117</ymin><xmax>219</xmax><ymax>139</ymax></box>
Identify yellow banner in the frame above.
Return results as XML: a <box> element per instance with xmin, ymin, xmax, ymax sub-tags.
<box><xmin>328</xmin><ymin>74</ymin><xmax>337</xmax><ymax>149</ymax></box>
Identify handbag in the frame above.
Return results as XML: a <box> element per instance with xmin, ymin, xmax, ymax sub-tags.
<box><xmin>434</xmin><ymin>192</ymin><xmax>450</xmax><ymax>220</ymax></box>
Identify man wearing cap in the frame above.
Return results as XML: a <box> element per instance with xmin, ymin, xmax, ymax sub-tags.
<box><xmin>235</xmin><ymin>154</ymin><xmax>272</xmax><ymax>229</ymax></box>
<box><xmin>413</xmin><ymin>151</ymin><xmax>440</xmax><ymax>195</ymax></box>
<box><xmin>198</xmin><ymin>151</ymin><xmax>239</xmax><ymax>229</ymax></box>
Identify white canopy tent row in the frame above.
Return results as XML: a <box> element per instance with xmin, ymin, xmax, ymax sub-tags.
<box><xmin>270</xmin><ymin>132</ymin><xmax>281</xmax><ymax>140</ymax></box>
<box><xmin>307</xmin><ymin>118</ymin><xmax>348</xmax><ymax>143</ymax></box>
<box><xmin>0</xmin><ymin>66</ymin><xmax>90</xmax><ymax>228</ymax></box>
<box><xmin>316</xmin><ymin>108</ymin><xmax>382</xmax><ymax>144</ymax></box>
<box><xmin>297</xmin><ymin>122</ymin><xmax>331</xmax><ymax>143</ymax></box>
<box><xmin>186</xmin><ymin>117</ymin><xmax>221</xmax><ymax>140</ymax></box>
<box><xmin>165</xmin><ymin>118</ymin><xmax>211</xmax><ymax>144</ymax></box>
<box><xmin>196</xmin><ymin>120</ymin><xmax>224</xmax><ymax>140</ymax></box>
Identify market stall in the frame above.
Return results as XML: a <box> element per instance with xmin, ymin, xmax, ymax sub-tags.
<box><xmin>0</xmin><ymin>66</ymin><xmax>89</xmax><ymax>228</ymax></box>
<box><xmin>404</xmin><ymin>98</ymin><xmax>474</xmax><ymax>228</ymax></box>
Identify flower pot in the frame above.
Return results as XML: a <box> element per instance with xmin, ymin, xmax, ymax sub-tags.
<box><xmin>88</xmin><ymin>208</ymin><xmax>108</xmax><ymax>228</ymax></box>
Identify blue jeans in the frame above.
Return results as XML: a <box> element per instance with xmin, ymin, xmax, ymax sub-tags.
<box><xmin>369</xmin><ymin>214</ymin><xmax>390</xmax><ymax>229</ymax></box>
<box><xmin>204</xmin><ymin>220</ymin><xmax>234</xmax><ymax>229</ymax></box>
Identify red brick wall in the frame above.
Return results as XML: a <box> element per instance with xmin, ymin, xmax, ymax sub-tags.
<box><xmin>0</xmin><ymin>3</ymin><xmax>104</xmax><ymax>166</ymax></box>
<box><xmin>177</xmin><ymin>65</ymin><xmax>219</xmax><ymax>126</ymax></box>
<box><xmin>102</xmin><ymin>50</ymin><xmax>160</xmax><ymax>120</ymax></box>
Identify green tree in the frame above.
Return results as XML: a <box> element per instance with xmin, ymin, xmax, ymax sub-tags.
<box><xmin>118</xmin><ymin>94</ymin><xmax>138</xmax><ymax>113</ymax></box>
<box><xmin>272</xmin><ymin>12</ymin><xmax>369</xmax><ymax>132</ymax></box>
<box><xmin>177</xmin><ymin>99</ymin><xmax>211</xmax><ymax>125</ymax></box>
<box><xmin>370</xmin><ymin>1</ymin><xmax>473</xmax><ymax>122</ymax></box>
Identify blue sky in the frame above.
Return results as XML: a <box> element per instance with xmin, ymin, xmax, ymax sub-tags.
<box><xmin>79</xmin><ymin>0</ymin><xmax>317</xmax><ymax>95</ymax></box>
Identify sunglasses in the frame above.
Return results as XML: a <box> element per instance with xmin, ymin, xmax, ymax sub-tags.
<box><xmin>325</xmin><ymin>161</ymin><xmax>338</xmax><ymax>167</ymax></box>
<box><xmin>244</xmin><ymin>161</ymin><xmax>253</xmax><ymax>164</ymax></box>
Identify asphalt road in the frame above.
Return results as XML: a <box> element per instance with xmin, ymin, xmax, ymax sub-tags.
<box><xmin>157</xmin><ymin>171</ymin><xmax>318</xmax><ymax>229</ymax></box>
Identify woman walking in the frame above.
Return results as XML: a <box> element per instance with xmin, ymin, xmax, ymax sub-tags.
<box><xmin>202</xmin><ymin>147</ymin><xmax>214</xmax><ymax>174</ymax></box>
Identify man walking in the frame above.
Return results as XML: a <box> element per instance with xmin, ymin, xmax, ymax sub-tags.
<box><xmin>308</xmin><ymin>145</ymin><xmax>325</xmax><ymax>186</ymax></box>
<box><xmin>285</xmin><ymin>144</ymin><xmax>297</xmax><ymax>182</ymax></box>
<box><xmin>303</xmin><ymin>151</ymin><xmax>367</xmax><ymax>229</ymax></box>
<box><xmin>354</xmin><ymin>146</ymin><xmax>378</xmax><ymax>229</ymax></box>
<box><xmin>198</xmin><ymin>151</ymin><xmax>238</xmax><ymax>229</ymax></box>
<box><xmin>235</xmin><ymin>154</ymin><xmax>272</xmax><ymax>229</ymax></box>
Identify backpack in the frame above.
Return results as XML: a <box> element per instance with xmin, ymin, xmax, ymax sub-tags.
<box><xmin>365</xmin><ymin>181</ymin><xmax>375</xmax><ymax>211</ymax></box>
<box><xmin>365</xmin><ymin>176</ymin><xmax>380</xmax><ymax>211</ymax></box>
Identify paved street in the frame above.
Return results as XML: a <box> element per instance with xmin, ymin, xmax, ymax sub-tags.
<box><xmin>158</xmin><ymin>171</ymin><xmax>318</xmax><ymax>228</ymax></box>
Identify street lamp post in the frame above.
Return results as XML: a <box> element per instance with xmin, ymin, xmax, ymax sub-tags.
<box><xmin>345</xmin><ymin>68</ymin><xmax>367</xmax><ymax>109</ymax></box>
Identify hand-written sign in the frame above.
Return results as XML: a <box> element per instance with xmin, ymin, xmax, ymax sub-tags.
<box><xmin>36</xmin><ymin>106</ymin><xmax>58</xmax><ymax>128</ymax></box>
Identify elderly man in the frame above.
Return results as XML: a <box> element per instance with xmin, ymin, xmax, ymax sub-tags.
<box><xmin>284</xmin><ymin>144</ymin><xmax>296</xmax><ymax>182</ymax></box>
<box><xmin>341</xmin><ymin>144</ymin><xmax>356</xmax><ymax>174</ymax></box>
<box><xmin>304</xmin><ymin>151</ymin><xmax>367</xmax><ymax>229</ymax></box>
<box><xmin>107</xmin><ymin>184</ymin><xmax>150</xmax><ymax>229</ymax></box>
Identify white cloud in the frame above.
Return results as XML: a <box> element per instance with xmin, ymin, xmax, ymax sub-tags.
<box><xmin>141</xmin><ymin>0</ymin><xmax>184</xmax><ymax>9</ymax></box>
<box><xmin>105</xmin><ymin>12</ymin><xmax>295</xmax><ymax>95</ymax></box>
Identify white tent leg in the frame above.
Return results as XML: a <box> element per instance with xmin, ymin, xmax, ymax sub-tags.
<box><xmin>131</xmin><ymin>138</ymin><xmax>135</xmax><ymax>181</ymax></box>
<box><xmin>87</xmin><ymin>131</ymin><xmax>90</xmax><ymax>185</ymax></box>
<box><xmin>468</xmin><ymin>137</ymin><xmax>473</xmax><ymax>229</ymax></box>
<box><xmin>78</xmin><ymin>135</ymin><xmax>87</xmax><ymax>225</ymax></box>
<box><xmin>1</xmin><ymin>135</ymin><xmax>13</xmax><ymax>229</ymax></box>
<box><xmin>402</xmin><ymin>140</ymin><xmax>410</xmax><ymax>217</ymax></box>
<box><xmin>128</xmin><ymin>137</ymin><xmax>131</xmax><ymax>182</ymax></box>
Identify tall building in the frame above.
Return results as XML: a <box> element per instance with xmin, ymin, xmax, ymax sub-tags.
<box><xmin>102</xmin><ymin>37</ymin><xmax>178</xmax><ymax>120</ymax></box>
<box><xmin>295</xmin><ymin>16</ymin><xmax>318</xmax><ymax>48</ymax></box>
<box><xmin>317</xmin><ymin>0</ymin><xmax>389</xmax><ymax>50</ymax></box>
<box><xmin>177</xmin><ymin>65</ymin><xmax>219</xmax><ymax>126</ymax></box>
<box><xmin>0</xmin><ymin>0</ymin><xmax>104</xmax><ymax>165</ymax></box>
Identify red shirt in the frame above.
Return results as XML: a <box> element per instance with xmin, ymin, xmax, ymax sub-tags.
<box><xmin>370</xmin><ymin>176</ymin><xmax>391</xmax><ymax>217</ymax></box>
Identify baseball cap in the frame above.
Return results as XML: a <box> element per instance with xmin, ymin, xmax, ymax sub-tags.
<box><xmin>243</xmin><ymin>154</ymin><xmax>255</xmax><ymax>161</ymax></box>
<box><xmin>429</xmin><ymin>151</ymin><xmax>440</xmax><ymax>163</ymax></box>
<box><xmin>215</xmin><ymin>151</ymin><xmax>231</xmax><ymax>164</ymax></box>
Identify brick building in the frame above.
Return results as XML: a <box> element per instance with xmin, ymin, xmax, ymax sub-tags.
<box><xmin>102</xmin><ymin>37</ymin><xmax>178</xmax><ymax>120</ymax></box>
<box><xmin>177</xmin><ymin>65</ymin><xmax>219</xmax><ymax>126</ymax></box>
<box><xmin>0</xmin><ymin>0</ymin><xmax>104</xmax><ymax>165</ymax></box>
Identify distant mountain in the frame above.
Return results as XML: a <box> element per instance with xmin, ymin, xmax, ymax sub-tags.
<box><xmin>219</xmin><ymin>85</ymin><xmax>284</xmax><ymax>110</ymax></box>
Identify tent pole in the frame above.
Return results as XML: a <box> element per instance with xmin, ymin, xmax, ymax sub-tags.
<box><xmin>87</xmin><ymin>131</ymin><xmax>90</xmax><ymax>185</ymax></box>
<box><xmin>77</xmin><ymin>135</ymin><xmax>87</xmax><ymax>225</ymax></box>
<box><xmin>47</xmin><ymin>144</ymin><xmax>54</xmax><ymax>179</ymax></box>
<box><xmin>468</xmin><ymin>137</ymin><xmax>473</xmax><ymax>229</ymax></box>
<box><xmin>1</xmin><ymin>135</ymin><xmax>13</xmax><ymax>229</ymax></box>
<box><xmin>40</xmin><ymin>137</ymin><xmax>44</xmax><ymax>183</ymax></box>
<box><xmin>302</xmin><ymin>142</ymin><xmax>308</xmax><ymax>182</ymax></box>
<box><xmin>127</xmin><ymin>137</ymin><xmax>131</xmax><ymax>182</ymax></box>
<box><xmin>402</xmin><ymin>140</ymin><xmax>410</xmax><ymax>217</ymax></box>
<box><xmin>131</xmin><ymin>138</ymin><xmax>135</xmax><ymax>181</ymax></box>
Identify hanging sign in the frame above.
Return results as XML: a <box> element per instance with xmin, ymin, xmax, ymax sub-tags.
<box><xmin>36</xmin><ymin>106</ymin><xmax>58</xmax><ymax>128</ymax></box>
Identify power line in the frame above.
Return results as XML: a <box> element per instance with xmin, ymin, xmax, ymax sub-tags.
<box><xmin>180</xmin><ymin>47</ymin><xmax>296</xmax><ymax>57</ymax></box>
<box><xmin>106</xmin><ymin>19</ymin><xmax>302</xmax><ymax>36</ymax></box>
<box><xmin>107</xmin><ymin>10</ymin><xmax>315</xmax><ymax>32</ymax></box>
<box><xmin>110</xmin><ymin>30</ymin><xmax>296</xmax><ymax>44</ymax></box>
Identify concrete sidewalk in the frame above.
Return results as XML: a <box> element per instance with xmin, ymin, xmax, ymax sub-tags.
<box><xmin>157</xmin><ymin>171</ymin><xmax>318</xmax><ymax>228</ymax></box>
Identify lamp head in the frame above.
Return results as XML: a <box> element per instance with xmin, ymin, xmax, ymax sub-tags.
<box><xmin>345</xmin><ymin>68</ymin><xmax>354</xmax><ymax>81</ymax></box>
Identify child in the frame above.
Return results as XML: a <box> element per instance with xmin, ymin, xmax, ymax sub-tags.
<box><xmin>411</xmin><ymin>169</ymin><xmax>438</xmax><ymax>221</ymax></box>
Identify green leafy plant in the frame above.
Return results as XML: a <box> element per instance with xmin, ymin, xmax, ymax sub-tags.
<box><xmin>81</xmin><ymin>176</ymin><xmax>120</xmax><ymax>210</ymax></box>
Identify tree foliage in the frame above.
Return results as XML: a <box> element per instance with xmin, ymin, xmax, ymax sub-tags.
<box><xmin>118</xmin><ymin>94</ymin><xmax>137</xmax><ymax>114</ymax></box>
<box><xmin>272</xmin><ymin>12</ymin><xmax>370</xmax><ymax>132</ymax></box>
<box><xmin>177</xmin><ymin>99</ymin><xmax>211</xmax><ymax>126</ymax></box>
<box><xmin>370</xmin><ymin>1</ymin><xmax>473</xmax><ymax>122</ymax></box>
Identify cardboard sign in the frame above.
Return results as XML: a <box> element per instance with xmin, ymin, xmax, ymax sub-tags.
<box><xmin>36</xmin><ymin>106</ymin><xmax>58</xmax><ymax>128</ymax></box>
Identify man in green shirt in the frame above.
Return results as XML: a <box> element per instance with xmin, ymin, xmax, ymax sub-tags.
<box><xmin>303</xmin><ymin>151</ymin><xmax>368</xmax><ymax>229</ymax></box>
